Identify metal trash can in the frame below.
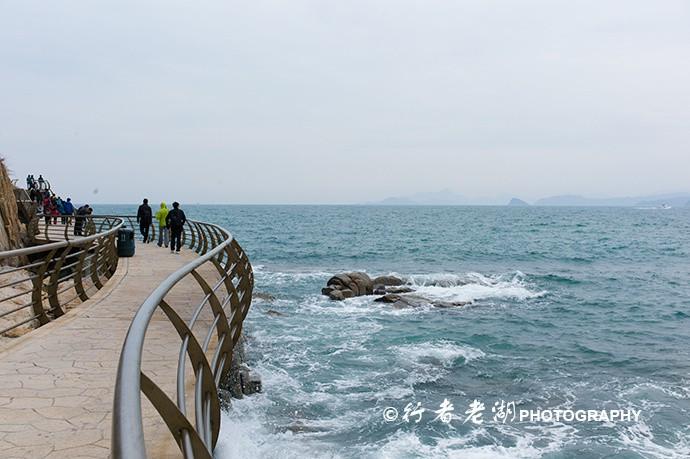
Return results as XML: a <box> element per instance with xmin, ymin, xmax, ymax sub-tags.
<box><xmin>117</xmin><ymin>227</ymin><xmax>135</xmax><ymax>257</ymax></box>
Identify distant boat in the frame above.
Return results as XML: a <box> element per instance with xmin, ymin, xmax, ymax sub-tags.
<box><xmin>659</xmin><ymin>203</ymin><xmax>672</xmax><ymax>210</ymax></box>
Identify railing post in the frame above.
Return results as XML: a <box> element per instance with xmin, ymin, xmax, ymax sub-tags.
<box><xmin>46</xmin><ymin>246</ymin><xmax>72</xmax><ymax>317</ymax></box>
<box><xmin>30</xmin><ymin>247</ymin><xmax>58</xmax><ymax>325</ymax></box>
<box><xmin>186</xmin><ymin>221</ymin><xmax>195</xmax><ymax>250</ymax></box>
<box><xmin>74</xmin><ymin>241</ymin><xmax>93</xmax><ymax>301</ymax></box>
<box><xmin>90</xmin><ymin>237</ymin><xmax>104</xmax><ymax>289</ymax></box>
<box><xmin>105</xmin><ymin>232</ymin><xmax>118</xmax><ymax>277</ymax></box>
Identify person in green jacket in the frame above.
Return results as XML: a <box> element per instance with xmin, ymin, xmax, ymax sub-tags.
<box><xmin>155</xmin><ymin>202</ymin><xmax>169</xmax><ymax>248</ymax></box>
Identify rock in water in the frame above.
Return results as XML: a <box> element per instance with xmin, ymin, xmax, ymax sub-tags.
<box><xmin>329</xmin><ymin>290</ymin><xmax>345</xmax><ymax>301</ymax></box>
<box><xmin>324</xmin><ymin>272</ymin><xmax>373</xmax><ymax>300</ymax></box>
<box><xmin>323</xmin><ymin>273</ymin><xmax>412</xmax><ymax>300</ymax></box>
<box><xmin>266</xmin><ymin>309</ymin><xmax>284</xmax><ymax>317</ymax></box>
<box><xmin>254</xmin><ymin>292</ymin><xmax>276</xmax><ymax>302</ymax></box>
<box><xmin>372</xmin><ymin>275</ymin><xmax>404</xmax><ymax>287</ymax></box>
<box><xmin>374</xmin><ymin>293</ymin><xmax>470</xmax><ymax>309</ymax></box>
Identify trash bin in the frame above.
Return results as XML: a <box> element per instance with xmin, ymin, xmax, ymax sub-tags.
<box><xmin>117</xmin><ymin>227</ymin><xmax>135</xmax><ymax>257</ymax></box>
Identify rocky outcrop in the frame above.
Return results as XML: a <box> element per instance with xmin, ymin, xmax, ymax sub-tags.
<box><xmin>0</xmin><ymin>159</ymin><xmax>25</xmax><ymax>253</ymax></box>
<box><xmin>322</xmin><ymin>272</ymin><xmax>471</xmax><ymax>309</ymax></box>
<box><xmin>219</xmin><ymin>334</ymin><xmax>262</xmax><ymax>404</ymax></box>
<box><xmin>375</xmin><ymin>293</ymin><xmax>470</xmax><ymax>309</ymax></box>
<box><xmin>322</xmin><ymin>272</ymin><xmax>375</xmax><ymax>300</ymax></box>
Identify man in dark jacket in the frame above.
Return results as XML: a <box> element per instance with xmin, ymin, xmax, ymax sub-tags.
<box><xmin>74</xmin><ymin>204</ymin><xmax>90</xmax><ymax>236</ymax></box>
<box><xmin>137</xmin><ymin>198</ymin><xmax>153</xmax><ymax>243</ymax></box>
<box><xmin>165</xmin><ymin>201</ymin><xmax>187</xmax><ymax>253</ymax></box>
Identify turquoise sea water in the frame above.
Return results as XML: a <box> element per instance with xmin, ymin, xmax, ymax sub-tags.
<box><xmin>104</xmin><ymin>205</ymin><xmax>690</xmax><ymax>458</ymax></box>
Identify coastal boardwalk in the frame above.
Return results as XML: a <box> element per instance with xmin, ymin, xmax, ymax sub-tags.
<box><xmin>0</xmin><ymin>243</ymin><xmax>220</xmax><ymax>458</ymax></box>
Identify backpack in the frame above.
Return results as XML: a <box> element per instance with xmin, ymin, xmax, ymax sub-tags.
<box><xmin>168</xmin><ymin>210</ymin><xmax>182</xmax><ymax>228</ymax></box>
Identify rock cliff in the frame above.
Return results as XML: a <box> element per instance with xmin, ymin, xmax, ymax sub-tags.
<box><xmin>0</xmin><ymin>159</ymin><xmax>24</xmax><ymax>253</ymax></box>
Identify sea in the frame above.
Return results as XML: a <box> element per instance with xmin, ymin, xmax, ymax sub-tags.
<box><xmin>101</xmin><ymin>204</ymin><xmax>690</xmax><ymax>459</ymax></box>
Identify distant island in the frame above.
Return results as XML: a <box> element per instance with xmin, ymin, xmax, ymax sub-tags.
<box><xmin>368</xmin><ymin>190</ymin><xmax>690</xmax><ymax>207</ymax></box>
<box><xmin>534</xmin><ymin>193</ymin><xmax>690</xmax><ymax>207</ymax></box>
<box><xmin>508</xmin><ymin>198</ymin><xmax>530</xmax><ymax>206</ymax></box>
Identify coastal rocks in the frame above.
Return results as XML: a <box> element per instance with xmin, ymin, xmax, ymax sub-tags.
<box><xmin>322</xmin><ymin>272</ymin><xmax>468</xmax><ymax>309</ymax></box>
<box><xmin>240</xmin><ymin>365</ymin><xmax>263</xmax><ymax>395</ymax></box>
<box><xmin>372</xmin><ymin>275</ymin><xmax>404</xmax><ymax>287</ymax></box>
<box><xmin>323</xmin><ymin>272</ymin><xmax>374</xmax><ymax>300</ymax></box>
<box><xmin>322</xmin><ymin>272</ymin><xmax>409</xmax><ymax>300</ymax></box>
<box><xmin>374</xmin><ymin>293</ymin><xmax>471</xmax><ymax>309</ymax></box>
<box><xmin>265</xmin><ymin>309</ymin><xmax>284</xmax><ymax>317</ymax></box>
<box><xmin>254</xmin><ymin>292</ymin><xmax>276</xmax><ymax>302</ymax></box>
<box><xmin>219</xmin><ymin>333</ymin><xmax>262</xmax><ymax>401</ymax></box>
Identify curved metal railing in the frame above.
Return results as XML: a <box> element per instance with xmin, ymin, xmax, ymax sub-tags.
<box><xmin>0</xmin><ymin>216</ymin><xmax>123</xmax><ymax>337</ymax></box>
<box><xmin>32</xmin><ymin>214</ymin><xmax>157</xmax><ymax>243</ymax></box>
<box><xmin>112</xmin><ymin>220</ymin><xmax>253</xmax><ymax>459</ymax></box>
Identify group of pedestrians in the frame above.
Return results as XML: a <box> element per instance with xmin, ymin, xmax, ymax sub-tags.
<box><xmin>137</xmin><ymin>199</ymin><xmax>187</xmax><ymax>254</ymax></box>
<box><xmin>26</xmin><ymin>174</ymin><xmax>46</xmax><ymax>191</ymax></box>
<box><xmin>27</xmin><ymin>173</ymin><xmax>93</xmax><ymax>236</ymax></box>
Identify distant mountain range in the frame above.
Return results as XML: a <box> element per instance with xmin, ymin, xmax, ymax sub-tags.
<box><xmin>369</xmin><ymin>191</ymin><xmax>690</xmax><ymax>207</ymax></box>
<box><xmin>533</xmin><ymin>193</ymin><xmax>690</xmax><ymax>207</ymax></box>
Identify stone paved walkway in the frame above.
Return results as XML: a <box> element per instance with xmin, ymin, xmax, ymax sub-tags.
<box><xmin>0</xmin><ymin>243</ymin><xmax>217</xmax><ymax>458</ymax></box>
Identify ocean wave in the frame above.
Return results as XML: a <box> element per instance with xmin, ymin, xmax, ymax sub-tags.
<box><xmin>372</xmin><ymin>423</ymin><xmax>572</xmax><ymax>459</ymax></box>
<box><xmin>395</xmin><ymin>341</ymin><xmax>486</xmax><ymax>368</ymax></box>
<box><xmin>406</xmin><ymin>272</ymin><xmax>545</xmax><ymax>304</ymax></box>
<box><xmin>617</xmin><ymin>420</ymin><xmax>690</xmax><ymax>459</ymax></box>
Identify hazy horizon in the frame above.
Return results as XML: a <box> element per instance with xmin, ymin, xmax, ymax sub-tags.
<box><xmin>2</xmin><ymin>1</ymin><xmax>689</xmax><ymax>204</ymax></box>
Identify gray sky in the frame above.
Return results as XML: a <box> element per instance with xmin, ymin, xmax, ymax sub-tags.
<box><xmin>1</xmin><ymin>0</ymin><xmax>689</xmax><ymax>204</ymax></box>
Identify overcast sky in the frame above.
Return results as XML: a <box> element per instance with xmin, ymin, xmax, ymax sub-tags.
<box><xmin>1</xmin><ymin>0</ymin><xmax>689</xmax><ymax>204</ymax></box>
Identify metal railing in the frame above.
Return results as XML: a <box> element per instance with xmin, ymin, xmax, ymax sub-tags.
<box><xmin>0</xmin><ymin>216</ymin><xmax>123</xmax><ymax>336</ymax></box>
<box><xmin>112</xmin><ymin>219</ymin><xmax>253</xmax><ymax>459</ymax></box>
<box><xmin>31</xmin><ymin>214</ymin><xmax>157</xmax><ymax>243</ymax></box>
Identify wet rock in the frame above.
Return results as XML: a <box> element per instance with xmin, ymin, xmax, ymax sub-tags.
<box><xmin>372</xmin><ymin>275</ymin><xmax>404</xmax><ymax>286</ymax></box>
<box><xmin>433</xmin><ymin>300</ymin><xmax>472</xmax><ymax>308</ymax></box>
<box><xmin>219</xmin><ymin>334</ymin><xmax>248</xmax><ymax>399</ymax></box>
<box><xmin>374</xmin><ymin>294</ymin><xmax>429</xmax><ymax>308</ymax></box>
<box><xmin>329</xmin><ymin>290</ymin><xmax>345</xmax><ymax>301</ymax></box>
<box><xmin>254</xmin><ymin>292</ymin><xmax>276</xmax><ymax>302</ymax></box>
<box><xmin>325</xmin><ymin>272</ymin><xmax>373</xmax><ymax>299</ymax></box>
<box><xmin>374</xmin><ymin>293</ymin><xmax>403</xmax><ymax>303</ymax></box>
<box><xmin>386</xmin><ymin>286</ymin><xmax>415</xmax><ymax>294</ymax></box>
<box><xmin>241</xmin><ymin>366</ymin><xmax>262</xmax><ymax>395</ymax></box>
<box><xmin>266</xmin><ymin>309</ymin><xmax>284</xmax><ymax>317</ymax></box>
<box><xmin>281</xmin><ymin>421</ymin><xmax>330</xmax><ymax>434</ymax></box>
<box><xmin>375</xmin><ymin>293</ymin><xmax>470</xmax><ymax>309</ymax></box>
<box><xmin>373</xmin><ymin>286</ymin><xmax>387</xmax><ymax>295</ymax></box>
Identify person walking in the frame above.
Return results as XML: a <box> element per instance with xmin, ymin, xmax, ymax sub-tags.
<box><xmin>63</xmin><ymin>198</ymin><xmax>74</xmax><ymax>225</ymax></box>
<box><xmin>154</xmin><ymin>202</ymin><xmax>170</xmax><ymax>248</ymax></box>
<box><xmin>165</xmin><ymin>202</ymin><xmax>186</xmax><ymax>254</ymax></box>
<box><xmin>137</xmin><ymin>198</ymin><xmax>153</xmax><ymax>243</ymax></box>
<box><xmin>42</xmin><ymin>194</ymin><xmax>54</xmax><ymax>225</ymax></box>
<box><xmin>55</xmin><ymin>197</ymin><xmax>65</xmax><ymax>224</ymax></box>
<box><xmin>50</xmin><ymin>196</ymin><xmax>60</xmax><ymax>224</ymax></box>
<box><xmin>74</xmin><ymin>204</ymin><xmax>90</xmax><ymax>236</ymax></box>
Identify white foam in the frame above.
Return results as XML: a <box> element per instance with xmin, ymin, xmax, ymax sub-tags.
<box><xmin>618</xmin><ymin>420</ymin><xmax>690</xmax><ymax>459</ymax></box>
<box><xmin>395</xmin><ymin>341</ymin><xmax>486</xmax><ymax>368</ymax></box>
<box><xmin>408</xmin><ymin>272</ymin><xmax>545</xmax><ymax>304</ymax></box>
<box><xmin>372</xmin><ymin>424</ymin><xmax>570</xmax><ymax>459</ymax></box>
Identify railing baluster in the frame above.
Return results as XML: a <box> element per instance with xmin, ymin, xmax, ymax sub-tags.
<box><xmin>112</xmin><ymin>219</ymin><xmax>253</xmax><ymax>459</ymax></box>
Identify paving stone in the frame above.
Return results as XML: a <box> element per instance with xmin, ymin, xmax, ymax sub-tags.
<box><xmin>0</xmin><ymin>244</ymin><xmax>228</xmax><ymax>457</ymax></box>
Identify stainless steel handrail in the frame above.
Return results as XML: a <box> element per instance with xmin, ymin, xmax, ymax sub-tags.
<box><xmin>31</xmin><ymin>214</ymin><xmax>158</xmax><ymax>244</ymax></box>
<box><xmin>112</xmin><ymin>219</ymin><xmax>253</xmax><ymax>459</ymax></box>
<box><xmin>0</xmin><ymin>216</ymin><xmax>124</xmax><ymax>336</ymax></box>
